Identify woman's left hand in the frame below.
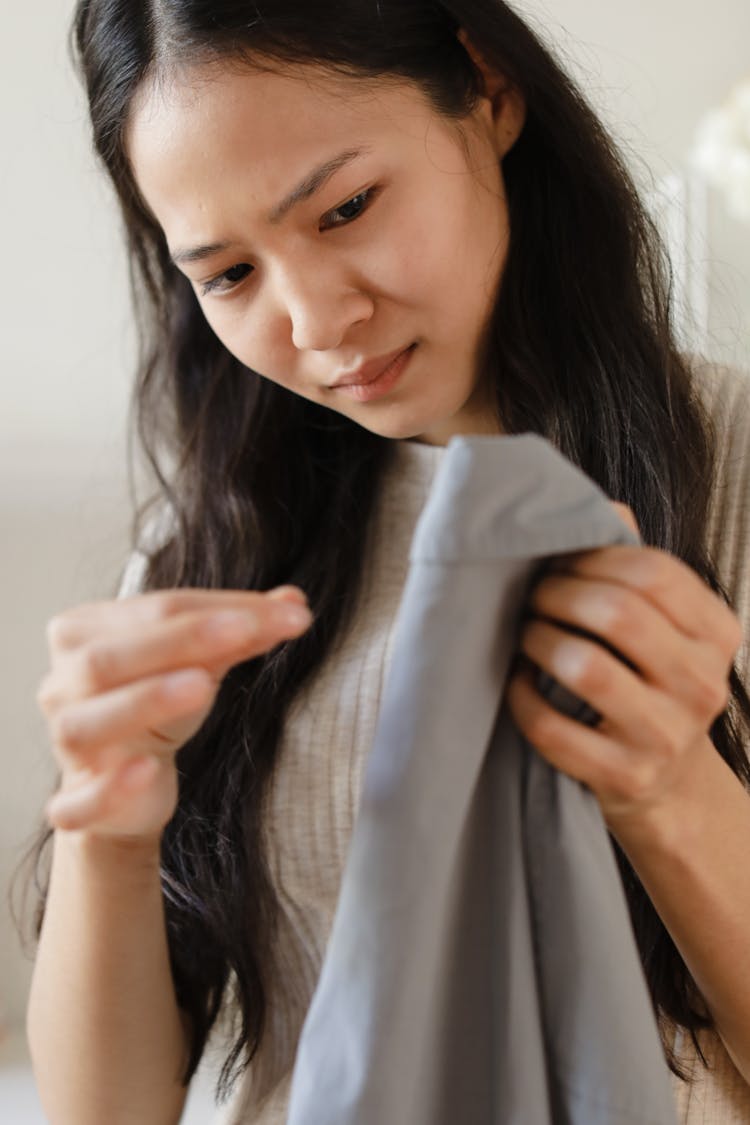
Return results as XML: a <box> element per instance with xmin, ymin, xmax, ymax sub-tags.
<box><xmin>505</xmin><ymin>503</ymin><xmax>745</xmax><ymax>832</ymax></box>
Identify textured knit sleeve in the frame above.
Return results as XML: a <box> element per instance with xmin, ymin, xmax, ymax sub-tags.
<box><xmin>694</xmin><ymin>360</ymin><xmax>750</xmax><ymax>689</ymax></box>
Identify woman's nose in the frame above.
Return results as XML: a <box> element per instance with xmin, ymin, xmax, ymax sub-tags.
<box><xmin>281</xmin><ymin>269</ymin><xmax>375</xmax><ymax>352</ymax></box>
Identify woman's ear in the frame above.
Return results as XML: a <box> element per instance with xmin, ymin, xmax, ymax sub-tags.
<box><xmin>457</xmin><ymin>28</ymin><xmax>526</xmax><ymax>158</ymax></box>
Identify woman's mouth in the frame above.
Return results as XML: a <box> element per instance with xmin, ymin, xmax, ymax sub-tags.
<box><xmin>329</xmin><ymin>344</ymin><xmax>417</xmax><ymax>403</ymax></box>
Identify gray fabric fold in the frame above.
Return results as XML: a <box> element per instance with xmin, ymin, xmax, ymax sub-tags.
<box><xmin>286</xmin><ymin>433</ymin><xmax>678</xmax><ymax>1125</ymax></box>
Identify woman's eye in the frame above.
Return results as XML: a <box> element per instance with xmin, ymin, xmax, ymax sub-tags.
<box><xmin>322</xmin><ymin>187</ymin><xmax>378</xmax><ymax>230</ymax></box>
<box><xmin>200</xmin><ymin>263</ymin><xmax>253</xmax><ymax>297</ymax></box>
<box><xmin>198</xmin><ymin>188</ymin><xmax>378</xmax><ymax>297</ymax></box>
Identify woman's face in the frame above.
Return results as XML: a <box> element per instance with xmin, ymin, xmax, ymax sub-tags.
<box><xmin>127</xmin><ymin>60</ymin><xmax>513</xmax><ymax>445</ymax></box>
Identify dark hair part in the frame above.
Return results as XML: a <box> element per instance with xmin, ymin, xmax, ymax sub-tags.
<box><xmin>15</xmin><ymin>0</ymin><xmax>750</xmax><ymax>1102</ymax></box>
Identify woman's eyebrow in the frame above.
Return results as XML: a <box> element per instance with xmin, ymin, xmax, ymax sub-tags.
<box><xmin>171</xmin><ymin>240</ymin><xmax>234</xmax><ymax>267</ymax></box>
<box><xmin>267</xmin><ymin>145</ymin><xmax>371</xmax><ymax>224</ymax></box>
<box><xmin>170</xmin><ymin>146</ymin><xmax>372</xmax><ymax>267</ymax></box>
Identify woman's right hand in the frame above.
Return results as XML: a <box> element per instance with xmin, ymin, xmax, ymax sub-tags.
<box><xmin>36</xmin><ymin>586</ymin><xmax>313</xmax><ymax>842</ymax></box>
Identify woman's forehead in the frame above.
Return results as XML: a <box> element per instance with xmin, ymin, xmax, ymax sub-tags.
<box><xmin>127</xmin><ymin>60</ymin><xmax>427</xmax><ymax>158</ymax></box>
<box><xmin>125</xmin><ymin>62</ymin><xmax>451</xmax><ymax>237</ymax></box>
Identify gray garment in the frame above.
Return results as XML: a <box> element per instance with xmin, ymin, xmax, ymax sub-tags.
<box><xmin>286</xmin><ymin>434</ymin><xmax>678</xmax><ymax>1125</ymax></box>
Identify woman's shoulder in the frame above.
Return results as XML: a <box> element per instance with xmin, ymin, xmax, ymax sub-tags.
<box><xmin>689</xmin><ymin>354</ymin><xmax>750</xmax><ymax>500</ymax></box>
<box><xmin>688</xmin><ymin>355</ymin><xmax>750</xmax><ymax>445</ymax></box>
<box><xmin>688</xmin><ymin>355</ymin><xmax>750</xmax><ymax>680</ymax></box>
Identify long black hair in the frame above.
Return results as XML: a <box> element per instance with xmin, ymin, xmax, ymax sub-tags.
<box><xmin>15</xmin><ymin>0</ymin><xmax>750</xmax><ymax>1102</ymax></box>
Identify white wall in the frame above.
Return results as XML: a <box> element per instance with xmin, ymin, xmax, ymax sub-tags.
<box><xmin>2</xmin><ymin>0</ymin><xmax>749</xmax><ymax>1034</ymax></box>
<box><xmin>522</xmin><ymin>0</ymin><xmax>750</xmax><ymax>172</ymax></box>
<box><xmin>519</xmin><ymin>0</ymin><xmax>750</xmax><ymax>368</ymax></box>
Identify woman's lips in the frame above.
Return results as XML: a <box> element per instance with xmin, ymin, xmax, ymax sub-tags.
<box><xmin>330</xmin><ymin>344</ymin><xmax>417</xmax><ymax>403</ymax></box>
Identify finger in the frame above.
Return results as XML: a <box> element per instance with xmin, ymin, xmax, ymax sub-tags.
<box><xmin>45</xmin><ymin>755</ymin><xmax>162</xmax><ymax>833</ymax></box>
<box><xmin>505</xmin><ymin>663</ymin><xmax>629</xmax><ymax>795</ymax></box>
<box><xmin>518</xmin><ymin>617</ymin><xmax>697</xmax><ymax>753</ymax></box>
<box><xmin>39</xmin><ymin>599</ymin><xmax>313</xmax><ymax>709</ymax></box>
<box><xmin>49</xmin><ymin>667</ymin><xmax>216</xmax><ymax>768</ymax></box>
<box><xmin>505</xmin><ymin>662</ymin><xmax>705</xmax><ymax>822</ymax></box>
<box><xmin>610</xmin><ymin>501</ymin><xmax>640</xmax><ymax>535</ymax></box>
<box><xmin>526</xmin><ymin>574</ymin><xmax>732</xmax><ymax>720</ymax></box>
<box><xmin>46</xmin><ymin>585</ymin><xmax>310</xmax><ymax>655</ymax></box>
<box><xmin>543</xmin><ymin>545</ymin><xmax>742</xmax><ymax>657</ymax></box>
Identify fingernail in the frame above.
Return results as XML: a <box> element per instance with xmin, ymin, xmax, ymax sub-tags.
<box><xmin>268</xmin><ymin>586</ymin><xmax>309</xmax><ymax>605</ymax></box>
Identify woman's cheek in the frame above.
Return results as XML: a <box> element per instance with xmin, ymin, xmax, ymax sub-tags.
<box><xmin>200</xmin><ymin>297</ymin><xmax>269</xmax><ymax>374</ymax></box>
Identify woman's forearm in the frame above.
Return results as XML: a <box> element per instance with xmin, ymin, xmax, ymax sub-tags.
<box><xmin>609</xmin><ymin>738</ymin><xmax>750</xmax><ymax>1080</ymax></box>
<box><xmin>27</xmin><ymin>829</ymin><xmax>191</xmax><ymax>1125</ymax></box>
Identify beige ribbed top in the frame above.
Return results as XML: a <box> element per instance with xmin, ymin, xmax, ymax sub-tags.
<box><xmin>208</xmin><ymin>434</ymin><xmax>447</xmax><ymax>1125</ymax></box>
<box><xmin>120</xmin><ymin>363</ymin><xmax>750</xmax><ymax>1125</ymax></box>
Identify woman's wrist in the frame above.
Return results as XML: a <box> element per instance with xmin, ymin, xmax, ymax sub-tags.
<box><xmin>601</xmin><ymin>735</ymin><xmax>727</xmax><ymax>860</ymax></box>
<box><xmin>601</xmin><ymin>737</ymin><xmax>750</xmax><ymax>1080</ymax></box>
<box><xmin>54</xmin><ymin>825</ymin><xmax>164</xmax><ymax>878</ymax></box>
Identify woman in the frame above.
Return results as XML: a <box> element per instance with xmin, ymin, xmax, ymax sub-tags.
<box><xmin>22</xmin><ymin>1</ymin><xmax>750</xmax><ymax>1122</ymax></box>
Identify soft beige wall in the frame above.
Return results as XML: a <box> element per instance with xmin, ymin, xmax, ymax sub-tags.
<box><xmin>0</xmin><ymin>2</ymin><xmax>136</xmax><ymax>1032</ymax></box>
<box><xmin>2</xmin><ymin>0</ymin><xmax>749</xmax><ymax>1032</ymax></box>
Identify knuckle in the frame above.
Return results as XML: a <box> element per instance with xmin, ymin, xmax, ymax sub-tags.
<box><xmin>571</xmin><ymin>647</ymin><xmax>612</xmax><ymax>697</ymax></box>
<box><xmin>597</xmin><ymin>757</ymin><xmax>635</xmax><ymax>802</ymax></box>
<box><xmin>79</xmin><ymin>645</ymin><xmax>116</xmax><ymax>692</ymax></box>
<box><xmin>45</xmin><ymin>614</ymin><xmax>73</xmax><ymax>652</ymax></box>
<box><xmin>201</xmin><ymin>609</ymin><xmax>260</xmax><ymax>645</ymax></box>
<box><xmin>636</xmin><ymin>695</ymin><xmax>684</xmax><ymax>757</ymax></box>
<box><xmin>723</xmin><ymin>609</ymin><xmax>745</xmax><ymax>656</ymax></box>
<box><xmin>646</xmin><ymin>703</ymin><xmax>696</xmax><ymax>763</ymax></box>
<box><xmin>51</xmin><ymin>710</ymin><xmax>86</xmax><ymax>754</ymax></box>
<box><xmin>159</xmin><ymin>668</ymin><xmax>215</xmax><ymax>703</ymax></box>
<box><xmin>625</xmin><ymin>761</ymin><xmax>660</xmax><ymax>805</ymax></box>
<box><xmin>710</xmin><ymin>676</ymin><xmax>731</xmax><ymax>717</ymax></box>
<box><xmin>636</xmin><ymin>549</ymin><xmax>672</xmax><ymax>597</ymax></box>
<box><xmin>36</xmin><ymin>674</ymin><xmax>59</xmax><ymax>713</ymax></box>
<box><xmin>241</xmin><ymin>610</ymin><xmax>263</xmax><ymax>638</ymax></box>
<box><xmin>599</xmin><ymin>588</ymin><xmax>636</xmax><ymax>639</ymax></box>
<box><xmin>650</xmin><ymin>717</ymin><xmax>682</xmax><ymax>762</ymax></box>
<box><xmin>691</xmin><ymin>669</ymin><xmax>730</xmax><ymax>718</ymax></box>
<box><xmin>150</xmin><ymin>591</ymin><xmax>185</xmax><ymax>621</ymax></box>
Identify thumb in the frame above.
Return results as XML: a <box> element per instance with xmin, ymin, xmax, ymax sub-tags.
<box><xmin>610</xmin><ymin>500</ymin><xmax>640</xmax><ymax>536</ymax></box>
